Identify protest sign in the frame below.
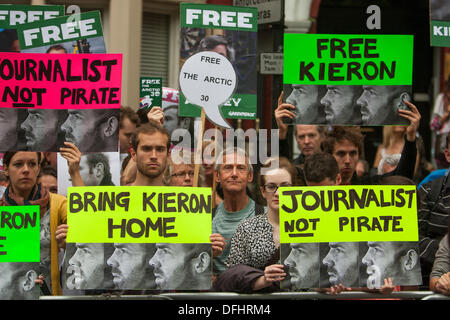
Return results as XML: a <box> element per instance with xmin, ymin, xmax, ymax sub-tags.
<box><xmin>284</xmin><ymin>34</ymin><xmax>413</xmax><ymax>85</ymax></box>
<box><xmin>180</xmin><ymin>50</ymin><xmax>236</xmax><ymax>128</ymax></box>
<box><xmin>17</xmin><ymin>10</ymin><xmax>106</xmax><ymax>54</ymax></box>
<box><xmin>430</xmin><ymin>0</ymin><xmax>450</xmax><ymax>47</ymax></box>
<box><xmin>0</xmin><ymin>4</ymin><xmax>64</xmax><ymax>29</ymax></box>
<box><xmin>0</xmin><ymin>52</ymin><xmax>122</xmax><ymax>109</ymax></box>
<box><xmin>66</xmin><ymin>186</ymin><xmax>212</xmax><ymax>243</ymax></box>
<box><xmin>0</xmin><ymin>205</ymin><xmax>40</xmax><ymax>299</ymax></box>
<box><xmin>0</xmin><ymin>205</ymin><xmax>40</xmax><ymax>263</ymax></box>
<box><xmin>282</xmin><ymin>34</ymin><xmax>413</xmax><ymax>126</ymax></box>
<box><xmin>139</xmin><ymin>77</ymin><xmax>162</xmax><ymax>109</ymax></box>
<box><xmin>63</xmin><ymin>186</ymin><xmax>212</xmax><ymax>291</ymax></box>
<box><xmin>279</xmin><ymin>185</ymin><xmax>418</xmax><ymax>243</ymax></box>
<box><xmin>179</xmin><ymin>3</ymin><xmax>258</xmax><ymax>121</ymax></box>
<box><xmin>279</xmin><ymin>185</ymin><xmax>422</xmax><ymax>289</ymax></box>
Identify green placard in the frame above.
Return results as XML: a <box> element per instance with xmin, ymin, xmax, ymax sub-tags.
<box><xmin>0</xmin><ymin>4</ymin><xmax>64</xmax><ymax>28</ymax></box>
<box><xmin>430</xmin><ymin>20</ymin><xmax>450</xmax><ymax>47</ymax></box>
<box><xmin>0</xmin><ymin>206</ymin><xmax>40</xmax><ymax>263</ymax></box>
<box><xmin>279</xmin><ymin>185</ymin><xmax>418</xmax><ymax>243</ymax></box>
<box><xmin>283</xmin><ymin>33</ymin><xmax>414</xmax><ymax>85</ymax></box>
<box><xmin>181</xmin><ymin>3</ymin><xmax>257</xmax><ymax>31</ymax></box>
<box><xmin>179</xmin><ymin>92</ymin><xmax>257</xmax><ymax>119</ymax></box>
<box><xmin>16</xmin><ymin>10</ymin><xmax>103</xmax><ymax>50</ymax></box>
<box><xmin>67</xmin><ymin>186</ymin><xmax>212</xmax><ymax>243</ymax></box>
<box><xmin>139</xmin><ymin>77</ymin><xmax>162</xmax><ymax>109</ymax></box>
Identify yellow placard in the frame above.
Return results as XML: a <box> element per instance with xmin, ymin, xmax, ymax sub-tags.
<box><xmin>279</xmin><ymin>185</ymin><xmax>418</xmax><ymax>243</ymax></box>
<box><xmin>66</xmin><ymin>186</ymin><xmax>212</xmax><ymax>243</ymax></box>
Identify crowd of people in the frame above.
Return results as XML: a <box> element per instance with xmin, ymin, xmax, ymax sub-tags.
<box><xmin>1</xmin><ymin>83</ymin><xmax>449</xmax><ymax>298</ymax></box>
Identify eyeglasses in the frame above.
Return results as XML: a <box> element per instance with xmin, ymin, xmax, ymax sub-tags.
<box><xmin>171</xmin><ymin>170</ymin><xmax>195</xmax><ymax>178</ymax></box>
<box><xmin>263</xmin><ymin>184</ymin><xmax>292</xmax><ymax>193</ymax></box>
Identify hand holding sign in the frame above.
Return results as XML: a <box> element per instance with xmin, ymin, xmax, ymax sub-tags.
<box><xmin>179</xmin><ymin>51</ymin><xmax>236</xmax><ymax>129</ymax></box>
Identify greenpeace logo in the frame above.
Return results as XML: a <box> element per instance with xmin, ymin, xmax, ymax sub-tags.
<box><xmin>228</xmin><ymin>111</ymin><xmax>255</xmax><ymax>117</ymax></box>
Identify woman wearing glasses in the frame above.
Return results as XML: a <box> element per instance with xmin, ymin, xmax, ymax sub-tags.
<box><xmin>213</xmin><ymin>157</ymin><xmax>299</xmax><ymax>292</ymax></box>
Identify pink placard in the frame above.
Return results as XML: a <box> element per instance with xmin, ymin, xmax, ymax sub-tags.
<box><xmin>0</xmin><ymin>52</ymin><xmax>122</xmax><ymax>109</ymax></box>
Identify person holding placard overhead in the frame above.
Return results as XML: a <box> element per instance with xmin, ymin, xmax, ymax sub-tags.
<box><xmin>322</xmin><ymin>100</ymin><xmax>421</xmax><ymax>186</ymax></box>
<box><xmin>0</xmin><ymin>151</ymin><xmax>67</xmax><ymax>296</ymax></box>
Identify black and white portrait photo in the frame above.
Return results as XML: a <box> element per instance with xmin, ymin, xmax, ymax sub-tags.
<box><xmin>430</xmin><ymin>0</ymin><xmax>450</xmax><ymax>22</ymax></box>
<box><xmin>19</xmin><ymin>109</ymin><xmax>66</xmax><ymax>152</ymax></box>
<box><xmin>320</xmin><ymin>242</ymin><xmax>360</xmax><ymax>288</ymax></box>
<box><xmin>149</xmin><ymin>243</ymin><xmax>212</xmax><ymax>290</ymax></box>
<box><xmin>63</xmin><ymin>243</ymin><xmax>105</xmax><ymax>290</ymax></box>
<box><xmin>0</xmin><ymin>108</ymin><xmax>24</xmax><ymax>152</ymax></box>
<box><xmin>320</xmin><ymin>85</ymin><xmax>363</xmax><ymax>125</ymax></box>
<box><xmin>281</xmin><ymin>243</ymin><xmax>320</xmax><ymax>290</ymax></box>
<box><xmin>106</xmin><ymin>243</ymin><xmax>156</xmax><ymax>290</ymax></box>
<box><xmin>57</xmin><ymin>152</ymin><xmax>121</xmax><ymax>196</ymax></box>
<box><xmin>0</xmin><ymin>262</ymin><xmax>40</xmax><ymax>300</ymax></box>
<box><xmin>282</xmin><ymin>84</ymin><xmax>411</xmax><ymax>126</ymax></box>
<box><xmin>356</xmin><ymin>85</ymin><xmax>411</xmax><ymax>125</ymax></box>
<box><xmin>361</xmin><ymin>241</ymin><xmax>422</xmax><ymax>288</ymax></box>
<box><xmin>283</xmin><ymin>84</ymin><xmax>327</xmax><ymax>125</ymax></box>
<box><xmin>40</xmin><ymin>211</ymin><xmax>52</xmax><ymax>294</ymax></box>
<box><xmin>59</xmin><ymin>109</ymin><xmax>120</xmax><ymax>153</ymax></box>
<box><xmin>20</xmin><ymin>36</ymin><xmax>107</xmax><ymax>54</ymax></box>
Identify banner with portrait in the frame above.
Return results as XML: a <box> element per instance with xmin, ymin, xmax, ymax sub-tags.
<box><xmin>279</xmin><ymin>185</ymin><xmax>422</xmax><ymax>290</ymax></box>
<box><xmin>0</xmin><ymin>11</ymin><xmax>120</xmax><ymax>154</ymax></box>
<box><xmin>0</xmin><ymin>205</ymin><xmax>41</xmax><ymax>299</ymax></box>
<box><xmin>179</xmin><ymin>3</ymin><xmax>258</xmax><ymax>121</ymax></box>
<box><xmin>62</xmin><ymin>186</ymin><xmax>213</xmax><ymax>291</ymax></box>
<box><xmin>282</xmin><ymin>34</ymin><xmax>414</xmax><ymax>126</ymax></box>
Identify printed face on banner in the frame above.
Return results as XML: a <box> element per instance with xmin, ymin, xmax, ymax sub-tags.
<box><xmin>106</xmin><ymin>243</ymin><xmax>155</xmax><ymax>290</ymax></box>
<box><xmin>149</xmin><ymin>243</ymin><xmax>211</xmax><ymax>290</ymax></box>
<box><xmin>282</xmin><ymin>243</ymin><xmax>319</xmax><ymax>289</ymax></box>
<box><xmin>57</xmin><ymin>152</ymin><xmax>120</xmax><ymax>196</ymax></box>
<box><xmin>0</xmin><ymin>262</ymin><xmax>40</xmax><ymax>299</ymax></box>
<box><xmin>60</xmin><ymin>109</ymin><xmax>120</xmax><ymax>153</ymax></box>
<box><xmin>283</xmin><ymin>34</ymin><xmax>413</xmax><ymax>126</ymax></box>
<box><xmin>179</xmin><ymin>3</ymin><xmax>258</xmax><ymax>122</ymax></box>
<box><xmin>20</xmin><ymin>109</ymin><xmax>61</xmax><ymax>151</ymax></box>
<box><xmin>279</xmin><ymin>185</ymin><xmax>422</xmax><ymax>290</ymax></box>
<box><xmin>321</xmin><ymin>242</ymin><xmax>360</xmax><ymax>287</ymax></box>
<box><xmin>66</xmin><ymin>243</ymin><xmax>105</xmax><ymax>290</ymax></box>
<box><xmin>361</xmin><ymin>241</ymin><xmax>422</xmax><ymax>288</ymax></box>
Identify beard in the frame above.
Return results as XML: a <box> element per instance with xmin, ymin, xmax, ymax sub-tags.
<box><xmin>137</xmin><ymin>160</ymin><xmax>165</xmax><ymax>179</ymax></box>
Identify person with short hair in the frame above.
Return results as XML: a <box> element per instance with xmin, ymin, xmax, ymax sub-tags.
<box><xmin>20</xmin><ymin>109</ymin><xmax>62</xmax><ymax>152</ymax></box>
<box><xmin>46</xmin><ymin>44</ymin><xmax>67</xmax><ymax>54</ymax></box>
<box><xmin>211</xmin><ymin>147</ymin><xmax>258</xmax><ymax>276</ymax></box>
<box><xmin>274</xmin><ymin>92</ymin><xmax>326</xmax><ymax>167</ymax></box>
<box><xmin>213</xmin><ymin>157</ymin><xmax>298</xmax><ymax>292</ymax></box>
